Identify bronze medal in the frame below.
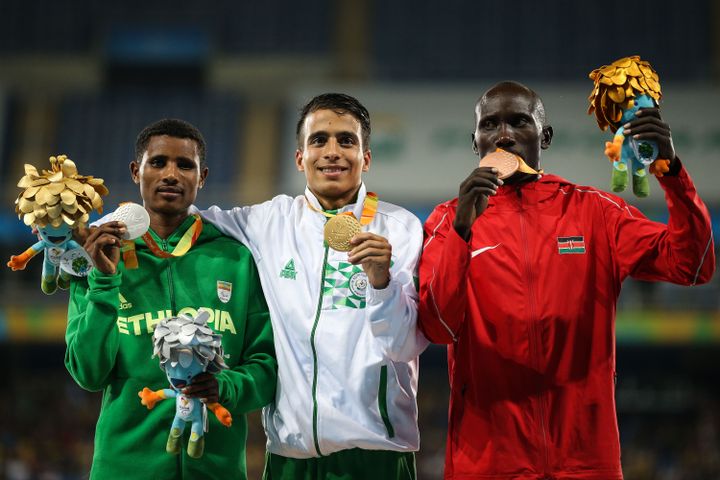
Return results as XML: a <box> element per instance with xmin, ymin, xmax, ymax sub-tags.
<box><xmin>324</xmin><ymin>214</ymin><xmax>361</xmax><ymax>252</ymax></box>
<box><xmin>478</xmin><ymin>149</ymin><xmax>520</xmax><ymax>179</ymax></box>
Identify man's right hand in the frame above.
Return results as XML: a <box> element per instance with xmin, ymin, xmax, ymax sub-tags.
<box><xmin>84</xmin><ymin>222</ymin><xmax>126</xmax><ymax>275</ymax></box>
<box><xmin>453</xmin><ymin>167</ymin><xmax>503</xmax><ymax>241</ymax></box>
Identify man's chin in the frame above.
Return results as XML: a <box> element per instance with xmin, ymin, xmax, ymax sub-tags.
<box><xmin>150</xmin><ymin>201</ymin><xmax>193</xmax><ymax>216</ymax></box>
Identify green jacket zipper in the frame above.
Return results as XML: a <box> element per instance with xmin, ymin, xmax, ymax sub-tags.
<box><xmin>310</xmin><ymin>245</ymin><xmax>330</xmax><ymax>456</ymax></box>
<box><xmin>162</xmin><ymin>238</ymin><xmax>182</xmax><ymax>475</ymax></box>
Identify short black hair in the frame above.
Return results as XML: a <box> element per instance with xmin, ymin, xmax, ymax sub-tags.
<box><xmin>479</xmin><ymin>81</ymin><xmax>547</xmax><ymax>126</ymax></box>
<box><xmin>135</xmin><ymin>118</ymin><xmax>207</xmax><ymax>166</ymax></box>
<box><xmin>296</xmin><ymin>93</ymin><xmax>371</xmax><ymax>151</ymax></box>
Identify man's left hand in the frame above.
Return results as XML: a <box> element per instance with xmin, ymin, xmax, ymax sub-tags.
<box><xmin>348</xmin><ymin>232</ymin><xmax>392</xmax><ymax>289</ymax></box>
<box><xmin>183</xmin><ymin>373</ymin><xmax>220</xmax><ymax>404</ymax></box>
<box><xmin>623</xmin><ymin>107</ymin><xmax>677</xmax><ymax>168</ymax></box>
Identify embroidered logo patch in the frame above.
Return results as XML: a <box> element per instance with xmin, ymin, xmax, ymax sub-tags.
<box><xmin>280</xmin><ymin>259</ymin><xmax>297</xmax><ymax>280</ymax></box>
<box><xmin>217</xmin><ymin>280</ymin><xmax>232</xmax><ymax>303</ymax></box>
<box><xmin>557</xmin><ymin>236</ymin><xmax>586</xmax><ymax>254</ymax></box>
<box><xmin>349</xmin><ymin>271</ymin><xmax>368</xmax><ymax>298</ymax></box>
<box><xmin>119</xmin><ymin>293</ymin><xmax>133</xmax><ymax>310</ymax></box>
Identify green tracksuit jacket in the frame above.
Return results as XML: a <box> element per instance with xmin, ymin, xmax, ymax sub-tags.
<box><xmin>65</xmin><ymin>216</ymin><xmax>277</xmax><ymax>479</ymax></box>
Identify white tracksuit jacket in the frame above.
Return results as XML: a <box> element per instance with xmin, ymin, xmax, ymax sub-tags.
<box><xmin>199</xmin><ymin>183</ymin><xmax>429</xmax><ymax>459</ymax></box>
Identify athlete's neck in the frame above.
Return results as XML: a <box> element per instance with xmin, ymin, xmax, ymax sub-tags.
<box><xmin>148</xmin><ymin>210</ymin><xmax>190</xmax><ymax>239</ymax></box>
<box><xmin>313</xmin><ymin>185</ymin><xmax>361</xmax><ymax>211</ymax></box>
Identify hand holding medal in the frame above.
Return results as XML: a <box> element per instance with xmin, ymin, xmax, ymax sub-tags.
<box><xmin>308</xmin><ymin>192</ymin><xmax>392</xmax><ymax>289</ymax></box>
<box><xmin>86</xmin><ymin>203</ymin><xmax>150</xmax><ymax>274</ymax></box>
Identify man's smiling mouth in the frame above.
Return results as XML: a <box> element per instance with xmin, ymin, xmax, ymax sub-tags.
<box><xmin>319</xmin><ymin>166</ymin><xmax>347</xmax><ymax>173</ymax></box>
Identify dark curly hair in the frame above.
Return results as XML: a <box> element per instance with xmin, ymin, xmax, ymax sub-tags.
<box><xmin>135</xmin><ymin>118</ymin><xmax>207</xmax><ymax>167</ymax></box>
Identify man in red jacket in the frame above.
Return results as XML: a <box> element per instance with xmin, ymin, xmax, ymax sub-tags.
<box><xmin>418</xmin><ymin>81</ymin><xmax>715</xmax><ymax>480</ymax></box>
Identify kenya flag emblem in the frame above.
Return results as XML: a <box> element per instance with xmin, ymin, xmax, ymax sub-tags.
<box><xmin>557</xmin><ymin>236</ymin><xmax>586</xmax><ymax>254</ymax></box>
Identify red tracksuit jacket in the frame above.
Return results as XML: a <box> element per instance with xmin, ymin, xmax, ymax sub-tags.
<box><xmin>419</xmin><ymin>168</ymin><xmax>714</xmax><ymax>480</ymax></box>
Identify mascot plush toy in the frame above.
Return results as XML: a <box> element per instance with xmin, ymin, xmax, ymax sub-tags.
<box><xmin>138</xmin><ymin>310</ymin><xmax>232</xmax><ymax>458</ymax></box>
<box><xmin>588</xmin><ymin>55</ymin><xmax>670</xmax><ymax>197</ymax></box>
<box><xmin>7</xmin><ymin>155</ymin><xmax>108</xmax><ymax>293</ymax></box>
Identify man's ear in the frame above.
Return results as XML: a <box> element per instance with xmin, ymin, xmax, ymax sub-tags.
<box><xmin>471</xmin><ymin>133</ymin><xmax>479</xmax><ymax>155</ymax></box>
<box><xmin>199</xmin><ymin>166</ymin><xmax>209</xmax><ymax>188</ymax></box>
<box><xmin>130</xmin><ymin>161</ymin><xmax>140</xmax><ymax>184</ymax></box>
<box><xmin>362</xmin><ymin>149</ymin><xmax>372</xmax><ymax>172</ymax></box>
<box><xmin>541</xmin><ymin>126</ymin><xmax>553</xmax><ymax>150</ymax></box>
<box><xmin>295</xmin><ymin>149</ymin><xmax>304</xmax><ymax>171</ymax></box>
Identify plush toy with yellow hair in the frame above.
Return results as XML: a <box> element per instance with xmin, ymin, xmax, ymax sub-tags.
<box><xmin>588</xmin><ymin>55</ymin><xmax>670</xmax><ymax>197</ymax></box>
<box><xmin>7</xmin><ymin>155</ymin><xmax>108</xmax><ymax>294</ymax></box>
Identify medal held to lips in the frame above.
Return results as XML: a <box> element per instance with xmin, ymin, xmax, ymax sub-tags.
<box><xmin>478</xmin><ymin>148</ymin><xmax>542</xmax><ymax>179</ymax></box>
<box><xmin>324</xmin><ymin>214</ymin><xmax>361</xmax><ymax>252</ymax></box>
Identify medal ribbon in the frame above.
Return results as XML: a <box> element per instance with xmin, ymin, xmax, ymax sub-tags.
<box><xmin>122</xmin><ymin>215</ymin><xmax>203</xmax><ymax>269</ymax></box>
<box><xmin>142</xmin><ymin>214</ymin><xmax>203</xmax><ymax>258</ymax></box>
<box><xmin>305</xmin><ymin>192</ymin><xmax>378</xmax><ymax>225</ymax></box>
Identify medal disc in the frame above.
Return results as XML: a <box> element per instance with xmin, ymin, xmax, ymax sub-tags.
<box><xmin>111</xmin><ymin>203</ymin><xmax>150</xmax><ymax>240</ymax></box>
<box><xmin>59</xmin><ymin>247</ymin><xmax>94</xmax><ymax>277</ymax></box>
<box><xmin>478</xmin><ymin>149</ymin><xmax>521</xmax><ymax>179</ymax></box>
<box><xmin>324</xmin><ymin>214</ymin><xmax>361</xmax><ymax>252</ymax></box>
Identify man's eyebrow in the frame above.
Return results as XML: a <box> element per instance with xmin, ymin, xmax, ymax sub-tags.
<box><xmin>308</xmin><ymin>130</ymin><xmax>358</xmax><ymax>139</ymax></box>
<box><xmin>146</xmin><ymin>154</ymin><xmax>196</xmax><ymax>163</ymax></box>
<box><xmin>337</xmin><ymin>130</ymin><xmax>358</xmax><ymax>138</ymax></box>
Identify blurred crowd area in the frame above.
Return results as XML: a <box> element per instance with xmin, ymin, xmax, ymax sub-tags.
<box><xmin>1</xmin><ymin>0</ymin><xmax>720</xmax><ymax>479</ymax></box>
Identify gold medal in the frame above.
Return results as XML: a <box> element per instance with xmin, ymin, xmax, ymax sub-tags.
<box><xmin>324</xmin><ymin>214</ymin><xmax>361</xmax><ymax>252</ymax></box>
<box><xmin>306</xmin><ymin>192</ymin><xmax>379</xmax><ymax>252</ymax></box>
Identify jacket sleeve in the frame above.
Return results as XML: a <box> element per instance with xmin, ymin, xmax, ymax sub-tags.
<box><xmin>418</xmin><ymin>204</ymin><xmax>473</xmax><ymax>344</ymax></box>
<box><xmin>605</xmin><ymin>163</ymin><xmax>715</xmax><ymax>285</ymax></box>
<box><xmin>216</xmin><ymin>258</ymin><xmax>277</xmax><ymax>413</ymax></box>
<box><xmin>65</xmin><ymin>269</ymin><xmax>122</xmax><ymax>391</ymax></box>
<box><xmin>365</xmin><ymin>214</ymin><xmax>429</xmax><ymax>363</ymax></box>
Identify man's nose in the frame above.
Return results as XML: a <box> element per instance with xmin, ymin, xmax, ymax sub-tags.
<box><xmin>161</xmin><ymin>162</ymin><xmax>179</xmax><ymax>182</ymax></box>
<box><xmin>322</xmin><ymin>138</ymin><xmax>341</xmax><ymax>159</ymax></box>
<box><xmin>495</xmin><ymin>125</ymin><xmax>515</xmax><ymax>148</ymax></box>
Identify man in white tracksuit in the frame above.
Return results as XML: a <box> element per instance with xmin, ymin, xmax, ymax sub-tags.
<box><xmin>199</xmin><ymin>93</ymin><xmax>428</xmax><ymax>479</ymax></box>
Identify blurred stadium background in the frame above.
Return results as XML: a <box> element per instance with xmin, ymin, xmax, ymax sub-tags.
<box><xmin>1</xmin><ymin>0</ymin><xmax>719</xmax><ymax>478</ymax></box>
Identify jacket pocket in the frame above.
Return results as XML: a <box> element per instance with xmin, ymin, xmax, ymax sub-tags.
<box><xmin>378</xmin><ymin>365</ymin><xmax>395</xmax><ymax>438</ymax></box>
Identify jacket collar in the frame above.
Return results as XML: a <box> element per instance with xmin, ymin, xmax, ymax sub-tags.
<box><xmin>304</xmin><ymin>183</ymin><xmax>367</xmax><ymax>220</ymax></box>
<box><xmin>488</xmin><ymin>173</ymin><xmax>574</xmax><ymax>208</ymax></box>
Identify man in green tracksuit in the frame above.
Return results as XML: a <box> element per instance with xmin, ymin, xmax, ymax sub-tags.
<box><xmin>65</xmin><ymin>118</ymin><xmax>276</xmax><ymax>479</ymax></box>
